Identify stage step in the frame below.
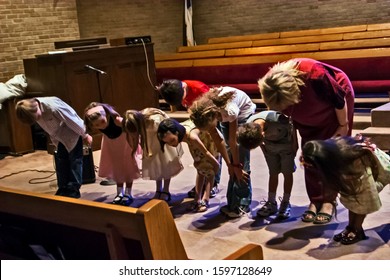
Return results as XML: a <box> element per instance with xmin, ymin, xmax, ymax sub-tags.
<box><xmin>371</xmin><ymin>102</ymin><xmax>390</xmax><ymax>127</ymax></box>
<box><xmin>360</xmin><ymin>126</ymin><xmax>390</xmax><ymax>150</ymax></box>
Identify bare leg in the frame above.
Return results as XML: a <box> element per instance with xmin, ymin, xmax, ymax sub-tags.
<box><xmin>202</xmin><ymin>176</ymin><xmax>214</xmax><ymax>203</ymax></box>
<box><xmin>195</xmin><ymin>174</ymin><xmax>205</xmax><ymax>203</ymax></box>
<box><xmin>268</xmin><ymin>174</ymin><xmax>278</xmax><ymax>201</ymax></box>
<box><xmin>282</xmin><ymin>172</ymin><xmax>293</xmax><ymax>196</ymax></box>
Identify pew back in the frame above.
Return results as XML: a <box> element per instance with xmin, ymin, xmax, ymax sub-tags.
<box><xmin>0</xmin><ymin>186</ymin><xmax>264</xmax><ymax>260</ymax></box>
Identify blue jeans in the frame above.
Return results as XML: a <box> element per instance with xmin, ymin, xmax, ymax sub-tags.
<box><xmin>214</xmin><ymin>122</ymin><xmax>223</xmax><ymax>185</ymax></box>
<box><xmin>54</xmin><ymin>137</ymin><xmax>83</xmax><ymax>197</ymax></box>
<box><xmin>220</xmin><ymin>118</ymin><xmax>252</xmax><ymax>210</ymax></box>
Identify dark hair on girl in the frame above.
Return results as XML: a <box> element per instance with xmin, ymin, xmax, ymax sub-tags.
<box><xmin>157</xmin><ymin>118</ymin><xmax>186</xmax><ymax>152</ymax></box>
<box><xmin>302</xmin><ymin>136</ymin><xmax>379</xmax><ymax>196</ymax></box>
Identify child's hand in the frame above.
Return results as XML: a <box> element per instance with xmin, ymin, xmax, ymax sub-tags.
<box><xmin>84</xmin><ymin>134</ymin><xmax>93</xmax><ymax>146</ymax></box>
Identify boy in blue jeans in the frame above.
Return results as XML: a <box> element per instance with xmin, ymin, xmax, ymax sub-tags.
<box><xmin>15</xmin><ymin>97</ymin><xmax>92</xmax><ymax>198</ymax></box>
<box><xmin>237</xmin><ymin>110</ymin><xmax>298</xmax><ymax>219</ymax></box>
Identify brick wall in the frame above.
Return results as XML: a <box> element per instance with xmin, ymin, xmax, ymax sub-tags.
<box><xmin>2</xmin><ymin>0</ymin><xmax>390</xmax><ymax>82</ymax></box>
<box><xmin>76</xmin><ymin>0</ymin><xmax>182</xmax><ymax>56</ymax></box>
<box><xmin>0</xmin><ymin>0</ymin><xmax>79</xmax><ymax>81</ymax></box>
<box><xmin>193</xmin><ymin>0</ymin><xmax>390</xmax><ymax>44</ymax></box>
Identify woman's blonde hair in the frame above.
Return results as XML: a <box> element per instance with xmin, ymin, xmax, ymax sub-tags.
<box><xmin>189</xmin><ymin>87</ymin><xmax>235</xmax><ymax>129</ymax></box>
<box><xmin>124</xmin><ymin>108</ymin><xmax>168</xmax><ymax>157</ymax></box>
<box><xmin>15</xmin><ymin>98</ymin><xmax>39</xmax><ymax>125</ymax></box>
<box><xmin>258</xmin><ymin>60</ymin><xmax>306</xmax><ymax>110</ymax></box>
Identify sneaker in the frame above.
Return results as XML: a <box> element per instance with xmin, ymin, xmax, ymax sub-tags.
<box><xmin>277</xmin><ymin>200</ymin><xmax>291</xmax><ymax>219</ymax></box>
<box><xmin>209</xmin><ymin>184</ymin><xmax>219</xmax><ymax>198</ymax></box>
<box><xmin>257</xmin><ymin>200</ymin><xmax>277</xmax><ymax>217</ymax></box>
<box><xmin>225</xmin><ymin>205</ymin><xmax>250</xmax><ymax>218</ymax></box>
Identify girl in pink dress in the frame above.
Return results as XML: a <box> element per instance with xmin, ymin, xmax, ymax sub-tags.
<box><xmin>84</xmin><ymin>102</ymin><xmax>140</xmax><ymax>206</ymax></box>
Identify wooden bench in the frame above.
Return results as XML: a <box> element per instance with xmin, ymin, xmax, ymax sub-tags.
<box><xmin>155</xmin><ymin>23</ymin><xmax>390</xmax><ymax>128</ymax></box>
<box><xmin>0</xmin><ymin>186</ymin><xmax>264</xmax><ymax>260</ymax></box>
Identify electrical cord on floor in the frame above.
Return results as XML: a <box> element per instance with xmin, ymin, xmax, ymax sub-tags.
<box><xmin>0</xmin><ymin>169</ymin><xmax>56</xmax><ymax>184</ymax></box>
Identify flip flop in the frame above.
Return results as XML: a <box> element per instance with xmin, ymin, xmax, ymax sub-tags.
<box><xmin>301</xmin><ymin>210</ymin><xmax>317</xmax><ymax>222</ymax></box>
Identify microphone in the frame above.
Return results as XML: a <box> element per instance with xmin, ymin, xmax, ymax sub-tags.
<box><xmin>85</xmin><ymin>64</ymin><xmax>107</xmax><ymax>75</ymax></box>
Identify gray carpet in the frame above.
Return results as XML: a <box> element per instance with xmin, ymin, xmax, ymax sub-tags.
<box><xmin>0</xmin><ymin>130</ymin><xmax>389</xmax><ymax>260</ymax></box>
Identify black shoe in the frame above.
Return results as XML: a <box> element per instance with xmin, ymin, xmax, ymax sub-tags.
<box><xmin>100</xmin><ymin>179</ymin><xmax>116</xmax><ymax>186</ymax></box>
<box><xmin>340</xmin><ymin>229</ymin><xmax>367</xmax><ymax>245</ymax></box>
<box><xmin>55</xmin><ymin>188</ymin><xmax>64</xmax><ymax>196</ymax></box>
<box><xmin>333</xmin><ymin>226</ymin><xmax>352</xmax><ymax>242</ymax></box>
<box><xmin>120</xmin><ymin>194</ymin><xmax>134</xmax><ymax>206</ymax></box>
<box><xmin>56</xmin><ymin>187</ymin><xmax>80</xmax><ymax>198</ymax></box>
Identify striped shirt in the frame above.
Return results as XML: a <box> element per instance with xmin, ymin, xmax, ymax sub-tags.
<box><xmin>36</xmin><ymin>97</ymin><xmax>87</xmax><ymax>152</ymax></box>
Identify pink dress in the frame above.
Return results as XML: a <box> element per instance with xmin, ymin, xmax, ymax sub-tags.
<box><xmin>98</xmin><ymin>116</ymin><xmax>140</xmax><ymax>183</ymax></box>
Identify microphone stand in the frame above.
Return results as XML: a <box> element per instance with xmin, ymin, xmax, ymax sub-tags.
<box><xmin>85</xmin><ymin>65</ymin><xmax>106</xmax><ymax>102</ymax></box>
<box><xmin>84</xmin><ymin>65</ymin><xmax>116</xmax><ymax>186</ymax></box>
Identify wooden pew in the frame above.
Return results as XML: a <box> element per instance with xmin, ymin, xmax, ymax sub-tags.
<box><xmin>0</xmin><ymin>186</ymin><xmax>264</xmax><ymax>260</ymax></box>
<box><xmin>207</xmin><ymin>24</ymin><xmax>369</xmax><ymax>44</ymax></box>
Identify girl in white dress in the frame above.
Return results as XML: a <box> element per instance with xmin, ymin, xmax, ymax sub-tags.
<box><xmin>123</xmin><ymin>108</ymin><xmax>183</xmax><ymax>202</ymax></box>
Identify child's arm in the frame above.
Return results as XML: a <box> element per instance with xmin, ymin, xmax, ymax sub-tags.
<box><xmin>209</xmin><ymin>127</ymin><xmax>233</xmax><ymax>176</ymax></box>
<box><xmin>228</xmin><ymin>119</ymin><xmax>249</xmax><ymax>181</ymax></box>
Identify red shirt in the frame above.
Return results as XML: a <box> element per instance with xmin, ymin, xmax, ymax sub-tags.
<box><xmin>182</xmin><ymin>80</ymin><xmax>210</xmax><ymax>108</ymax></box>
<box><xmin>282</xmin><ymin>58</ymin><xmax>355</xmax><ymax>142</ymax></box>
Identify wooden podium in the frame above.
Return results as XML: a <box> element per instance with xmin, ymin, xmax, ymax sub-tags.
<box><xmin>23</xmin><ymin>44</ymin><xmax>159</xmax><ymax>150</ymax></box>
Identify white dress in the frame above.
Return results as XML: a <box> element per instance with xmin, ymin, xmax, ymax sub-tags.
<box><xmin>141</xmin><ymin>112</ymin><xmax>183</xmax><ymax>180</ymax></box>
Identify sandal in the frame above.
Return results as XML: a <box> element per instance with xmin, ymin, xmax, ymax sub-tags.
<box><xmin>159</xmin><ymin>191</ymin><xmax>171</xmax><ymax>202</ymax></box>
<box><xmin>120</xmin><ymin>194</ymin><xmax>133</xmax><ymax>206</ymax></box>
<box><xmin>301</xmin><ymin>210</ymin><xmax>317</xmax><ymax>222</ymax></box>
<box><xmin>187</xmin><ymin>200</ymin><xmax>209</xmax><ymax>212</ymax></box>
<box><xmin>313</xmin><ymin>212</ymin><xmax>333</xmax><ymax>224</ymax></box>
<box><xmin>197</xmin><ymin>200</ymin><xmax>209</xmax><ymax>212</ymax></box>
<box><xmin>313</xmin><ymin>202</ymin><xmax>336</xmax><ymax>224</ymax></box>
